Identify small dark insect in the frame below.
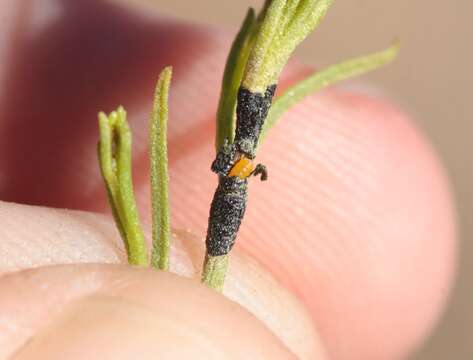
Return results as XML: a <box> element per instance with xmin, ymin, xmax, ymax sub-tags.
<box><xmin>96</xmin><ymin>0</ymin><xmax>399</xmax><ymax>290</ymax></box>
<box><xmin>205</xmin><ymin>85</ymin><xmax>275</xmax><ymax>257</ymax></box>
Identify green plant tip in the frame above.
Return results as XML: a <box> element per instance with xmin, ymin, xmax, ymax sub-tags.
<box><xmin>242</xmin><ymin>0</ymin><xmax>334</xmax><ymax>92</ymax></box>
<box><xmin>150</xmin><ymin>67</ymin><xmax>173</xmax><ymax>271</ymax></box>
<box><xmin>215</xmin><ymin>8</ymin><xmax>257</xmax><ymax>150</ymax></box>
<box><xmin>98</xmin><ymin>106</ymin><xmax>148</xmax><ymax>266</ymax></box>
<box><xmin>201</xmin><ymin>254</ymin><xmax>229</xmax><ymax>292</ymax></box>
<box><xmin>258</xmin><ymin>39</ymin><xmax>400</xmax><ymax>146</ymax></box>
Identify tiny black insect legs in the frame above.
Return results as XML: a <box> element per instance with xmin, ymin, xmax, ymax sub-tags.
<box><xmin>201</xmin><ymin>0</ymin><xmax>399</xmax><ymax>290</ymax></box>
<box><xmin>206</xmin><ymin>85</ymin><xmax>276</xmax><ymax>250</ymax></box>
<box><xmin>97</xmin><ymin>0</ymin><xmax>400</xmax><ymax>292</ymax></box>
<box><xmin>202</xmin><ymin>85</ymin><xmax>277</xmax><ymax>289</ymax></box>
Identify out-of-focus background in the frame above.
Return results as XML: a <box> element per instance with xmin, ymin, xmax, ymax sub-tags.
<box><xmin>147</xmin><ymin>0</ymin><xmax>471</xmax><ymax>359</ymax></box>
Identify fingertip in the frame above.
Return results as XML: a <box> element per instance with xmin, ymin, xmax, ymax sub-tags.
<box><xmin>9</xmin><ymin>267</ymin><xmax>297</xmax><ymax>360</ymax></box>
<box><xmin>245</xmin><ymin>85</ymin><xmax>457</xmax><ymax>358</ymax></box>
<box><xmin>0</xmin><ymin>204</ymin><xmax>324</xmax><ymax>359</ymax></box>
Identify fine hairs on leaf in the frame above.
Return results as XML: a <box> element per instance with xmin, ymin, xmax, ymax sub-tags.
<box><xmin>241</xmin><ymin>0</ymin><xmax>287</xmax><ymax>92</ymax></box>
<box><xmin>215</xmin><ymin>8</ymin><xmax>257</xmax><ymax>150</ymax></box>
<box><xmin>150</xmin><ymin>67</ymin><xmax>173</xmax><ymax>270</ymax></box>
<box><xmin>98</xmin><ymin>107</ymin><xmax>148</xmax><ymax>266</ymax></box>
<box><xmin>202</xmin><ymin>254</ymin><xmax>229</xmax><ymax>291</ymax></box>
<box><xmin>260</xmin><ymin>0</ymin><xmax>333</xmax><ymax>89</ymax></box>
<box><xmin>258</xmin><ymin>39</ymin><xmax>401</xmax><ymax>147</ymax></box>
<box><xmin>241</xmin><ymin>0</ymin><xmax>333</xmax><ymax>92</ymax></box>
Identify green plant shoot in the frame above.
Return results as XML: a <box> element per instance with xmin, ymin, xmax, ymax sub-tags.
<box><xmin>98</xmin><ymin>107</ymin><xmax>147</xmax><ymax>266</ymax></box>
<box><xmin>259</xmin><ymin>39</ymin><xmax>400</xmax><ymax>146</ymax></box>
<box><xmin>150</xmin><ymin>67</ymin><xmax>173</xmax><ymax>270</ymax></box>
<box><xmin>215</xmin><ymin>8</ymin><xmax>257</xmax><ymax>150</ymax></box>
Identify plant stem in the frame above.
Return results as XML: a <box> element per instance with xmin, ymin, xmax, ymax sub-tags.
<box><xmin>98</xmin><ymin>107</ymin><xmax>148</xmax><ymax>266</ymax></box>
<box><xmin>201</xmin><ymin>254</ymin><xmax>229</xmax><ymax>292</ymax></box>
<box><xmin>150</xmin><ymin>67</ymin><xmax>173</xmax><ymax>270</ymax></box>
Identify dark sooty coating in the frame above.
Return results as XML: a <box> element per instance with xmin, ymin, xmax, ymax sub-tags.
<box><xmin>234</xmin><ymin>85</ymin><xmax>276</xmax><ymax>158</ymax></box>
<box><xmin>206</xmin><ymin>176</ymin><xmax>248</xmax><ymax>256</ymax></box>
<box><xmin>206</xmin><ymin>85</ymin><xmax>275</xmax><ymax>256</ymax></box>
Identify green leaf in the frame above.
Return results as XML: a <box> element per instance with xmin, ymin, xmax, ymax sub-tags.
<box><xmin>242</xmin><ymin>0</ymin><xmax>334</xmax><ymax>92</ymax></box>
<box><xmin>278</xmin><ymin>0</ymin><xmax>301</xmax><ymax>31</ymax></box>
<box><xmin>259</xmin><ymin>40</ymin><xmax>401</xmax><ymax>146</ymax></box>
<box><xmin>98</xmin><ymin>113</ymin><xmax>127</xmax><ymax>248</ymax></box>
<box><xmin>216</xmin><ymin>8</ymin><xmax>257</xmax><ymax>150</ymax></box>
<box><xmin>242</xmin><ymin>0</ymin><xmax>287</xmax><ymax>92</ymax></box>
<box><xmin>266</xmin><ymin>0</ymin><xmax>333</xmax><ymax>82</ymax></box>
<box><xmin>98</xmin><ymin>107</ymin><xmax>148</xmax><ymax>266</ymax></box>
<box><xmin>150</xmin><ymin>67</ymin><xmax>173</xmax><ymax>271</ymax></box>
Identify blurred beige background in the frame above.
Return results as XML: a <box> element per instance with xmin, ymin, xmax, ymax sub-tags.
<box><xmin>147</xmin><ymin>0</ymin><xmax>471</xmax><ymax>359</ymax></box>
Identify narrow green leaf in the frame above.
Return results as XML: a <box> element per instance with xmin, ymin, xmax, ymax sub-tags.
<box><xmin>282</xmin><ymin>0</ymin><xmax>333</xmax><ymax>54</ymax></box>
<box><xmin>114</xmin><ymin>107</ymin><xmax>148</xmax><ymax>266</ymax></box>
<box><xmin>286</xmin><ymin>0</ymin><xmax>332</xmax><ymax>34</ymax></box>
<box><xmin>263</xmin><ymin>0</ymin><xmax>334</xmax><ymax>86</ymax></box>
<box><xmin>97</xmin><ymin>113</ymin><xmax>127</xmax><ymax>248</ymax></box>
<box><xmin>259</xmin><ymin>40</ymin><xmax>400</xmax><ymax>145</ymax></box>
<box><xmin>279</xmin><ymin>0</ymin><xmax>301</xmax><ymax>32</ymax></box>
<box><xmin>242</xmin><ymin>0</ymin><xmax>287</xmax><ymax>92</ymax></box>
<box><xmin>98</xmin><ymin>112</ymin><xmax>115</xmax><ymax>186</ymax></box>
<box><xmin>256</xmin><ymin>0</ymin><xmax>272</xmax><ymax>23</ymax></box>
<box><xmin>216</xmin><ymin>8</ymin><xmax>257</xmax><ymax>150</ymax></box>
<box><xmin>150</xmin><ymin>67</ymin><xmax>173</xmax><ymax>270</ymax></box>
<box><xmin>97</xmin><ymin>108</ymin><xmax>148</xmax><ymax>266</ymax></box>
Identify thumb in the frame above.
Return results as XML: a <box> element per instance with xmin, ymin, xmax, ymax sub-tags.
<box><xmin>5</xmin><ymin>266</ymin><xmax>306</xmax><ymax>359</ymax></box>
<box><xmin>0</xmin><ymin>201</ymin><xmax>324</xmax><ymax>359</ymax></box>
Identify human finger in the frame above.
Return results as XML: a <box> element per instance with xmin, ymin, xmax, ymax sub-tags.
<box><xmin>0</xmin><ymin>201</ymin><xmax>323</xmax><ymax>359</ymax></box>
<box><xmin>0</xmin><ymin>2</ymin><xmax>456</xmax><ymax>359</ymax></box>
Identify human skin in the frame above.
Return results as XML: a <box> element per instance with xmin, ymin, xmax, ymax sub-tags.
<box><xmin>0</xmin><ymin>1</ymin><xmax>456</xmax><ymax>359</ymax></box>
